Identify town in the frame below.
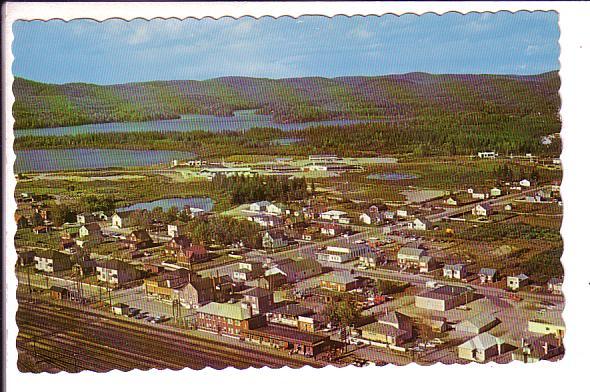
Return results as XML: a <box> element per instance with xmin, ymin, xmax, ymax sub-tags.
<box><xmin>15</xmin><ymin>151</ymin><xmax>564</xmax><ymax>370</ymax></box>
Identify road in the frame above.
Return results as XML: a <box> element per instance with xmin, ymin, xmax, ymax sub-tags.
<box><xmin>16</xmin><ymin>296</ymin><xmax>325</xmax><ymax>372</ymax></box>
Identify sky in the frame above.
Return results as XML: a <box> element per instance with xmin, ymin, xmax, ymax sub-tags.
<box><xmin>12</xmin><ymin>11</ymin><xmax>559</xmax><ymax>85</ymax></box>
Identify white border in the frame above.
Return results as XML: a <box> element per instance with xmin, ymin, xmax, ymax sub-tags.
<box><xmin>2</xmin><ymin>2</ymin><xmax>590</xmax><ymax>392</ymax></box>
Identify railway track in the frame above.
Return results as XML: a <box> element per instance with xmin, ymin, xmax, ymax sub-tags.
<box><xmin>16</xmin><ymin>299</ymin><xmax>323</xmax><ymax>372</ymax></box>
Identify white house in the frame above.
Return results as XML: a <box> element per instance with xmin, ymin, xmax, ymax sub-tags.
<box><xmin>262</xmin><ymin>231</ymin><xmax>289</xmax><ymax>249</ymax></box>
<box><xmin>477</xmin><ymin>151</ymin><xmax>497</xmax><ymax>159</ymax></box>
<box><xmin>446</xmin><ymin>197</ymin><xmax>459</xmax><ymax>206</ymax></box>
<box><xmin>316</xmin><ymin>244</ymin><xmax>369</xmax><ymax>263</ymax></box>
<box><xmin>519</xmin><ymin>179</ymin><xmax>531</xmax><ymax>187</ymax></box>
<box><xmin>490</xmin><ymin>187</ymin><xmax>502</xmax><ymax>197</ymax></box>
<box><xmin>249</xmin><ymin>201</ymin><xmax>272</xmax><ymax>212</ymax></box>
<box><xmin>411</xmin><ymin>218</ymin><xmax>432</xmax><ymax>231</ymax></box>
<box><xmin>167</xmin><ymin>222</ymin><xmax>185</xmax><ymax>237</ymax></box>
<box><xmin>458</xmin><ymin>333</ymin><xmax>504</xmax><ymax>363</ymax></box>
<box><xmin>266</xmin><ymin>203</ymin><xmax>285</xmax><ymax>215</ymax></box>
<box><xmin>472</xmin><ymin>203</ymin><xmax>492</xmax><ymax>217</ymax></box>
<box><xmin>111</xmin><ymin>211</ymin><xmax>132</xmax><ymax>228</ymax></box>
<box><xmin>507</xmin><ymin>274</ymin><xmax>529</xmax><ymax>290</ymax></box>
<box><xmin>443</xmin><ymin>264</ymin><xmax>467</xmax><ymax>280</ymax></box>
<box><xmin>79</xmin><ymin>222</ymin><xmax>102</xmax><ymax>239</ymax></box>
<box><xmin>320</xmin><ymin>210</ymin><xmax>350</xmax><ymax>224</ymax></box>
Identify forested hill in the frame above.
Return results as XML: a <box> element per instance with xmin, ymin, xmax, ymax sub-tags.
<box><xmin>13</xmin><ymin>72</ymin><xmax>560</xmax><ymax>130</ymax></box>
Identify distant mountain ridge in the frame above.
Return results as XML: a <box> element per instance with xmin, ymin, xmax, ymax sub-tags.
<box><xmin>13</xmin><ymin>72</ymin><xmax>560</xmax><ymax>130</ymax></box>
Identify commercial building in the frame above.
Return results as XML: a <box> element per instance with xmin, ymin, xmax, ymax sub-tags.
<box><xmin>415</xmin><ymin>285</ymin><xmax>476</xmax><ymax>311</ymax></box>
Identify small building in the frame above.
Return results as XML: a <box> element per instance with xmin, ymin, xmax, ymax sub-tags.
<box><xmin>320</xmin><ymin>223</ymin><xmax>346</xmax><ymax>237</ymax></box>
<box><xmin>249</xmin><ymin>201</ymin><xmax>272</xmax><ymax>212</ymax></box>
<box><xmin>455</xmin><ymin>314</ymin><xmax>500</xmax><ymax>334</ymax></box>
<box><xmin>15</xmin><ymin>213</ymin><xmax>29</xmax><ymax>229</ymax></box>
<box><xmin>547</xmin><ymin>277</ymin><xmax>563</xmax><ymax>295</ymax></box>
<box><xmin>262</xmin><ymin>230</ymin><xmax>289</xmax><ymax>249</ymax></box>
<box><xmin>457</xmin><ymin>333</ymin><xmax>505</xmax><ymax>363</ymax></box>
<box><xmin>111</xmin><ymin>303</ymin><xmax>130</xmax><ymax>316</ymax></box>
<box><xmin>17</xmin><ymin>250</ymin><xmax>36</xmax><ymax>267</ymax></box>
<box><xmin>167</xmin><ymin>221</ymin><xmax>186</xmax><ymax>238</ymax></box>
<box><xmin>504</xmin><ymin>204</ymin><xmax>513</xmax><ymax>211</ymax></box>
<box><xmin>411</xmin><ymin>218</ymin><xmax>433</xmax><ymax>231</ymax></box>
<box><xmin>175</xmin><ymin>277</ymin><xmax>215</xmax><ymax>308</ymax></box>
<box><xmin>415</xmin><ymin>285</ymin><xmax>476</xmax><ymax>311</ymax></box>
<box><xmin>316</xmin><ymin>243</ymin><xmax>369</xmax><ymax>263</ymax></box>
<box><xmin>248</xmin><ymin>214</ymin><xmax>284</xmax><ymax>228</ymax></box>
<box><xmin>266</xmin><ymin>258</ymin><xmax>322</xmax><ymax>283</ymax></box>
<box><xmin>472</xmin><ymin>203</ymin><xmax>492</xmax><ymax>217</ymax></box>
<box><xmin>320</xmin><ymin>271</ymin><xmax>362</xmax><ymax>292</ymax></box>
<box><xmin>507</xmin><ymin>274</ymin><xmax>529</xmax><ymax>291</ymax></box>
<box><xmin>319</xmin><ymin>210</ymin><xmax>349</xmax><ymax>224</ymax></box>
<box><xmin>425</xmin><ymin>316</ymin><xmax>450</xmax><ymax>333</ymax></box>
<box><xmin>49</xmin><ymin>286</ymin><xmax>69</xmax><ymax>300</ymax></box>
<box><xmin>76</xmin><ymin>213</ymin><xmax>97</xmax><ymax>225</ymax></box>
<box><xmin>528</xmin><ymin>319</ymin><xmax>565</xmax><ymax>339</ymax></box>
<box><xmin>144</xmin><ymin>268</ymin><xmax>191</xmax><ymax>300</ymax></box>
<box><xmin>126</xmin><ymin>229</ymin><xmax>153</xmax><ymax>250</ymax></box>
<box><xmin>34</xmin><ymin>250</ymin><xmax>72</xmax><ymax>273</ymax></box>
<box><xmin>241</xmin><ymin>287</ymin><xmax>274</xmax><ymax>315</ymax></box>
<box><xmin>79</xmin><ymin>222</ymin><xmax>102</xmax><ymax>238</ymax></box>
<box><xmin>478</xmin><ymin>268</ymin><xmax>499</xmax><ymax>283</ymax></box>
<box><xmin>233</xmin><ymin>261</ymin><xmax>264</xmax><ymax>282</ymax></box>
<box><xmin>445</xmin><ymin>197</ymin><xmax>459</xmax><ymax>206</ymax></box>
<box><xmin>360</xmin><ymin>311</ymin><xmax>413</xmax><ymax>347</ymax></box>
<box><xmin>111</xmin><ymin>211</ymin><xmax>133</xmax><ymax>228</ymax></box>
<box><xmin>96</xmin><ymin>260</ymin><xmax>143</xmax><ymax>286</ymax></box>
<box><xmin>177</xmin><ymin>244</ymin><xmax>209</xmax><ymax>270</ymax></box>
<box><xmin>258</xmin><ymin>272</ymin><xmax>288</xmax><ymax>291</ymax></box>
<box><xmin>165</xmin><ymin>235</ymin><xmax>193</xmax><ymax>257</ymax></box>
<box><xmin>477</xmin><ymin>151</ymin><xmax>497</xmax><ymax>159</ymax></box>
<box><xmin>443</xmin><ymin>264</ymin><xmax>467</xmax><ymax>280</ymax></box>
<box><xmin>490</xmin><ymin>187</ymin><xmax>502</xmax><ymax>197</ymax></box>
<box><xmin>520</xmin><ymin>179</ymin><xmax>532</xmax><ymax>187</ymax></box>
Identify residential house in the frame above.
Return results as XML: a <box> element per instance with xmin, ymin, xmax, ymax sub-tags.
<box><xmin>258</xmin><ymin>272</ymin><xmax>288</xmax><ymax>291</ymax></box>
<box><xmin>507</xmin><ymin>274</ymin><xmax>529</xmax><ymax>291</ymax></box>
<box><xmin>71</xmin><ymin>256</ymin><xmax>97</xmax><ymax>277</ymax></box>
<box><xmin>262</xmin><ymin>230</ymin><xmax>289</xmax><ymax>249</ymax></box>
<box><xmin>397</xmin><ymin>247</ymin><xmax>436</xmax><ymax>272</ymax></box>
<box><xmin>96</xmin><ymin>260</ymin><xmax>143</xmax><ymax>286</ymax></box>
<box><xmin>468</xmin><ymin>188</ymin><xmax>489</xmax><ymax>200</ymax></box>
<box><xmin>411</xmin><ymin>218</ymin><xmax>433</xmax><ymax>231</ymax></box>
<box><xmin>76</xmin><ymin>213</ymin><xmax>97</xmax><ymax>225</ymax></box>
<box><xmin>443</xmin><ymin>264</ymin><xmax>467</xmax><ymax>280</ymax></box>
<box><xmin>34</xmin><ymin>250</ymin><xmax>72</xmax><ymax>273</ymax></box>
<box><xmin>190</xmin><ymin>301</ymin><xmax>266</xmax><ymax>336</ymax></box>
<box><xmin>233</xmin><ymin>261</ymin><xmax>265</xmax><ymax>282</ymax></box>
<box><xmin>144</xmin><ymin>268</ymin><xmax>191</xmax><ymax>300</ymax></box>
<box><xmin>177</xmin><ymin>245</ymin><xmax>208</xmax><ymax>270</ymax></box>
<box><xmin>478</xmin><ymin>268</ymin><xmax>499</xmax><ymax>283</ymax></box>
<box><xmin>504</xmin><ymin>204</ymin><xmax>513</xmax><ymax>211</ymax></box>
<box><xmin>175</xmin><ymin>276</ymin><xmax>215</xmax><ymax>308</ymax></box>
<box><xmin>249</xmin><ymin>201</ymin><xmax>272</xmax><ymax>213</ymax></box>
<box><xmin>425</xmin><ymin>316</ymin><xmax>450</xmax><ymax>333</ymax></box>
<box><xmin>472</xmin><ymin>203</ymin><xmax>492</xmax><ymax>217</ymax></box>
<box><xmin>490</xmin><ymin>187</ymin><xmax>502</xmax><ymax>197</ymax></box>
<box><xmin>316</xmin><ymin>243</ymin><xmax>369</xmax><ymax>263</ymax></box>
<box><xmin>49</xmin><ymin>286</ymin><xmax>69</xmax><ymax>300</ymax></box>
<box><xmin>320</xmin><ymin>271</ymin><xmax>363</xmax><ymax>292</ymax></box>
<box><xmin>320</xmin><ymin>223</ymin><xmax>346</xmax><ymax>237</ymax></box>
<box><xmin>360</xmin><ymin>311</ymin><xmax>413</xmax><ymax>347</ymax></box>
<box><xmin>457</xmin><ymin>333</ymin><xmax>505</xmax><ymax>363</ymax></box>
<box><xmin>241</xmin><ymin>287</ymin><xmax>274</xmax><ymax>315</ymax></box>
<box><xmin>165</xmin><ymin>235</ymin><xmax>193</xmax><ymax>257</ymax></box>
<box><xmin>111</xmin><ymin>211</ymin><xmax>133</xmax><ymax>228</ymax></box>
<box><xmin>547</xmin><ymin>277</ymin><xmax>563</xmax><ymax>295</ymax></box>
<box><xmin>266</xmin><ymin>203</ymin><xmax>285</xmax><ymax>216</ymax></box>
<box><xmin>477</xmin><ymin>151</ymin><xmax>497</xmax><ymax>159</ymax></box>
<box><xmin>268</xmin><ymin>258</ymin><xmax>322</xmax><ymax>283</ymax></box>
<box><xmin>359</xmin><ymin>250</ymin><xmax>384</xmax><ymax>268</ymax></box>
<box><xmin>79</xmin><ymin>222</ymin><xmax>102</xmax><ymax>239</ymax></box>
<box><xmin>319</xmin><ymin>210</ymin><xmax>350</xmax><ymax>224</ymax></box>
<box><xmin>520</xmin><ymin>179</ymin><xmax>532</xmax><ymax>187</ymax></box>
<box><xmin>455</xmin><ymin>314</ymin><xmax>501</xmax><ymax>334</ymax></box>
<box><xmin>445</xmin><ymin>197</ymin><xmax>459</xmax><ymax>206</ymax></box>
<box><xmin>167</xmin><ymin>221</ymin><xmax>186</xmax><ymax>237</ymax></box>
<box><xmin>359</xmin><ymin>211</ymin><xmax>383</xmax><ymax>226</ymax></box>
<box><xmin>249</xmin><ymin>213</ymin><xmax>284</xmax><ymax>228</ymax></box>
<box><xmin>126</xmin><ymin>229</ymin><xmax>153</xmax><ymax>250</ymax></box>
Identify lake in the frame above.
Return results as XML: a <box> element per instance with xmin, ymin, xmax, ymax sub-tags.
<box><xmin>14</xmin><ymin>111</ymin><xmax>372</xmax><ymax>137</ymax></box>
<box><xmin>367</xmin><ymin>173</ymin><xmax>418</xmax><ymax>181</ymax></box>
<box><xmin>14</xmin><ymin>149</ymin><xmax>193</xmax><ymax>173</ymax></box>
<box><xmin>117</xmin><ymin>197</ymin><xmax>214</xmax><ymax>213</ymax></box>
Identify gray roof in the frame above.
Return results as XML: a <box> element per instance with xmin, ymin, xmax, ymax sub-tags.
<box><xmin>479</xmin><ymin>268</ymin><xmax>497</xmax><ymax>276</ymax></box>
<box><xmin>444</xmin><ymin>264</ymin><xmax>465</xmax><ymax>271</ymax></box>
<box><xmin>398</xmin><ymin>247</ymin><xmax>425</xmax><ymax>257</ymax></box>
<box><xmin>321</xmin><ymin>271</ymin><xmax>357</xmax><ymax>285</ymax></box>
<box><xmin>458</xmin><ymin>333</ymin><xmax>503</xmax><ymax>350</ymax></box>
<box><xmin>242</xmin><ymin>287</ymin><xmax>273</xmax><ymax>298</ymax></box>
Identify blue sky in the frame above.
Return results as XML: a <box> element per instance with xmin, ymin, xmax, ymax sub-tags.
<box><xmin>12</xmin><ymin>11</ymin><xmax>559</xmax><ymax>85</ymax></box>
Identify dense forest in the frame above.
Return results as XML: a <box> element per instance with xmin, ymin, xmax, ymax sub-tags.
<box><xmin>13</xmin><ymin>72</ymin><xmax>560</xmax><ymax>130</ymax></box>
<box><xmin>212</xmin><ymin>174</ymin><xmax>309</xmax><ymax>204</ymax></box>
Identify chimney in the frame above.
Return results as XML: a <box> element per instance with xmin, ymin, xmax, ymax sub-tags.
<box><xmin>543</xmin><ymin>342</ymin><xmax>549</xmax><ymax>356</ymax></box>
